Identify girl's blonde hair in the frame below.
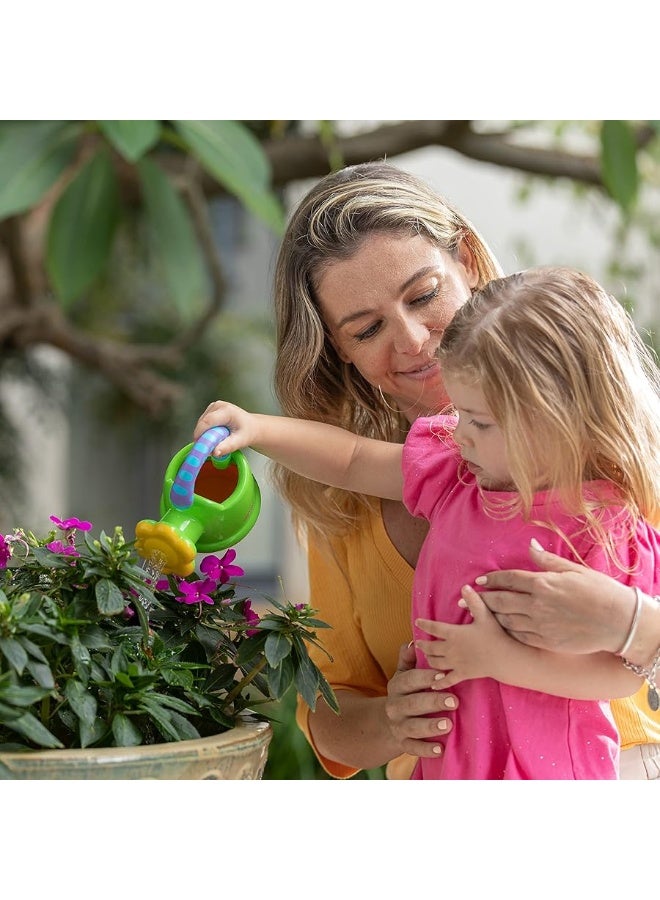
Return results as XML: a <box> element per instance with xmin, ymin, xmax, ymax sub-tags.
<box><xmin>438</xmin><ymin>267</ymin><xmax>660</xmax><ymax>559</ymax></box>
<box><xmin>272</xmin><ymin>161</ymin><xmax>503</xmax><ymax>535</ymax></box>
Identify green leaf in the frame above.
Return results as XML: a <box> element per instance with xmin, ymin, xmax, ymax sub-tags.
<box><xmin>95</xmin><ymin>578</ymin><xmax>126</xmax><ymax>616</ymax></box>
<box><xmin>70</xmin><ymin>633</ymin><xmax>91</xmax><ymax>680</ymax></box>
<box><xmin>266</xmin><ymin>654</ymin><xmax>294</xmax><ymax>699</ymax></box>
<box><xmin>17</xmin><ymin>634</ymin><xmax>49</xmax><ymax>664</ymax></box>
<box><xmin>0</xmin><ymin>121</ymin><xmax>80</xmax><ymax>219</ymax></box>
<box><xmin>316</xmin><ymin>671</ymin><xmax>339</xmax><ymax>714</ymax></box>
<box><xmin>0</xmin><ymin>637</ymin><xmax>28</xmax><ymax>674</ymax></box>
<box><xmin>25</xmin><ymin>660</ymin><xmax>55</xmax><ymax>689</ymax></box>
<box><xmin>0</xmin><ymin>683</ymin><xmax>50</xmax><ymax>706</ymax></box>
<box><xmin>173</xmin><ymin>120</ymin><xmax>285</xmax><ymax>234</ymax></box>
<box><xmin>167</xmin><ymin>710</ymin><xmax>201</xmax><ymax>742</ymax></box>
<box><xmin>137</xmin><ymin>156</ymin><xmax>208</xmax><ymax>316</ymax></box>
<box><xmin>264</xmin><ymin>631</ymin><xmax>292</xmax><ymax>668</ymax></box>
<box><xmin>46</xmin><ymin>146</ymin><xmax>121</xmax><ymax>303</ymax></box>
<box><xmin>111</xmin><ymin>712</ymin><xmax>143</xmax><ymax>746</ymax></box>
<box><xmin>65</xmin><ymin>679</ymin><xmax>97</xmax><ymax>727</ymax></box>
<box><xmin>98</xmin><ymin>120</ymin><xmax>161</xmax><ymax>162</ymax></box>
<box><xmin>600</xmin><ymin>120</ymin><xmax>639</xmax><ymax>212</ymax></box>
<box><xmin>293</xmin><ymin>652</ymin><xmax>320</xmax><ymax>710</ymax></box>
<box><xmin>0</xmin><ymin>708</ymin><xmax>64</xmax><ymax>749</ymax></box>
<box><xmin>138</xmin><ymin>698</ymin><xmax>179</xmax><ymax>741</ymax></box>
<box><xmin>148</xmin><ymin>692</ymin><xmax>198</xmax><ymax>715</ymax></box>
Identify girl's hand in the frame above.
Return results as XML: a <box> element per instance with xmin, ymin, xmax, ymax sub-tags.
<box><xmin>194</xmin><ymin>400</ymin><xmax>259</xmax><ymax>457</ymax></box>
<box><xmin>384</xmin><ymin>641</ymin><xmax>459</xmax><ymax>758</ymax></box>
<box><xmin>415</xmin><ymin>588</ymin><xmax>512</xmax><ymax>689</ymax></box>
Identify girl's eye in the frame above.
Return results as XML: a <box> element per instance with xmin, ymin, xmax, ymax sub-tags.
<box><xmin>469</xmin><ymin>419</ymin><xmax>491</xmax><ymax>431</ymax></box>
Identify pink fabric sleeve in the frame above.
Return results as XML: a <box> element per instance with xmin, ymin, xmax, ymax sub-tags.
<box><xmin>402</xmin><ymin>414</ymin><xmax>460</xmax><ymax>521</ymax></box>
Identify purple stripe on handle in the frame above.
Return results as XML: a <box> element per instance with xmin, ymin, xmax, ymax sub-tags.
<box><xmin>170</xmin><ymin>426</ymin><xmax>230</xmax><ymax>510</ymax></box>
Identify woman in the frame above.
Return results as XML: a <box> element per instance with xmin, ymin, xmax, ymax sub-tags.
<box><xmin>266</xmin><ymin>162</ymin><xmax>660</xmax><ymax>778</ymax></box>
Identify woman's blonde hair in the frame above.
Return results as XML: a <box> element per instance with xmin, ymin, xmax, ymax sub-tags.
<box><xmin>272</xmin><ymin>161</ymin><xmax>503</xmax><ymax>535</ymax></box>
<box><xmin>438</xmin><ymin>266</ymin><xmax>660</xmax><ymax>561</ymax></box>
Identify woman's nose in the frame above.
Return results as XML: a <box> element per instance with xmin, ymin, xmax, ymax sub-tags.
<box><xmin>393</xmin><ymin>317</ymin><xmax>428</xmax><ymax>354</ymax></box>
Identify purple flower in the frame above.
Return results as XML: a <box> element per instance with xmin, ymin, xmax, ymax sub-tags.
<box><xmin>50</xmin><ymin>515</ymin><xmax>92</xmax><ymax>532</ymax></box>
<box><xmin>176</xmin><ymin>578</ymin><xmax>216</xmax><ymax>606</ymax></box>
<box><xmin>243</xmin><ymin>599</ymin><xmax>260</xmax><ymax>636</ymax></box>
<box><xmin>0</xmin><ymin>535</ymin><xmax>11</xmax><ymax>569</ymax></box>
<box><xmin>200</xmin><ymin>549</ymin><xmax>244</xmax><ymax>585</ymax></box>
<box><xmin>46</xmin><ymin>540</ymin><xmax>80</xmax><ymax>558</ymax></box>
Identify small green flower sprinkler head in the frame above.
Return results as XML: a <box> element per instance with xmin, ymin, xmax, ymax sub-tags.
<box><xmin>135</xmin><ymin>426</ymin><xmax>261</xmax><ymax>577</ymax></box>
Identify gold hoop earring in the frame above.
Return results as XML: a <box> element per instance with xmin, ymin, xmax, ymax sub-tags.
<box><xmin>377</xmin><ymin>385</ymin><xmax>426</xmax><ymax>416</ymax></box>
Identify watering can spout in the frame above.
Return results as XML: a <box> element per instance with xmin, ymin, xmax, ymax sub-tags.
<box><xmin>135</xmin><ymin>426</ymin><xmax>261</xmax><ymax>577</ymax></box>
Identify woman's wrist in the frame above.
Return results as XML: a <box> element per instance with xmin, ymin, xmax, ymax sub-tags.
<box><xmin>621</xmin><ymin>592</ymin><xmax>660</xmax><ymax>668</ymax></box>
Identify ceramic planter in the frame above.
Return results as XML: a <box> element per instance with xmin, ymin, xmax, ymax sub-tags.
<box><xmin>0</xmin><ymin>720</ymin><xmax>272</xmax><ymax>780</ymax></box>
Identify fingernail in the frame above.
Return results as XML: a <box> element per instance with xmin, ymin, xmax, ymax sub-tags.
<box><xmin>445</xmin><ymin>697</ymin><xmax>457</xmax><ymax>709</ymax></box>
<box><xmin>474</xmin><ymin>575</ymin><xmax>487</xmax><ymax>585</ymax></box>
<box><xmin>437</xmin><ymin>719</ymin><xmax>448</xmax><ymax>732</ymax></box>
<box><xmin>530</xmin><ymin>537</ymin><xmax>544</xmax><ymax>551</ymax></box>
<box><xmin>458</xmin><ymin>598</ymin><xmax>467</xmax><ymax>608</ymax></box>
<box><xmin>432</xmin><ymin>745</ymin><xmax>443</xmax><ymax>755</ymax></box>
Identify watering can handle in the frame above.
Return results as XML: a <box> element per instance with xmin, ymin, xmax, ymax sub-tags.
<box><xmin>169</xmin><ymin>426</ymin><xmax>230</xmax><ymax>510</ymax></box>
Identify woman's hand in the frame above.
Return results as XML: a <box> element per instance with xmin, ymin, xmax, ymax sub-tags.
<box><xmin>475</xmin><ymin>539</ymin><xmax>635</xmax><ymax>654</ymax></box>
<box><xmin>384</xmin><ymin>641</ymin><xmax>459</xmax><ymax>758</ymax></box>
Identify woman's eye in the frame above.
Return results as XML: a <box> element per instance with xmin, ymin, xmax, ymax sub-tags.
<box><xmin>355</xmin><ymin>322</ymin><xmax>381</xmax><ymax>342</ymax></box>
<box><xmin>411</xmin><ymin>287</ymin><xmax>440</xmax><ymax>306</ymax></box>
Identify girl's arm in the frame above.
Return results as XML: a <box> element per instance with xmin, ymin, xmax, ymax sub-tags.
<box><xmin>415</xmin><ymin>587</ymin><xmax>642</xmax><ymax>700</ymax></box>
<box><xmin>194</xmin><ymin>400</ymin><xmax>403</xmax><ymax>501</ymax></box>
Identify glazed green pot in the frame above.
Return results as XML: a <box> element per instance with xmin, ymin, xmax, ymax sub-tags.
<box><xmin>0</xmin><ymin>720</ymin><xmax>272</xmax><ymax>780</ymax></box>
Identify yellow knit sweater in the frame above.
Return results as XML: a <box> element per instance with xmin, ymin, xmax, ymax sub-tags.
<box><xmin>295</xmin><ymin>504</ymin><xmax>660</xmax><ymax>779</ymax></box>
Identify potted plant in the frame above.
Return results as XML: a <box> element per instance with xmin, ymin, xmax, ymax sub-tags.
<box><xmin>0</xmin><ymin>515</ymin><xmax>338</xmax><ymax>779</ymax></box>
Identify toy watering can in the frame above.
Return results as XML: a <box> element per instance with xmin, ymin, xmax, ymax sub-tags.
<box><xmin>135</xmin><ymin>426</ymin><xmax>261</xmax><ymax>577</ymax></box>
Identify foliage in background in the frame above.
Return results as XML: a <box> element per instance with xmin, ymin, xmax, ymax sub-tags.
<box><xmin>0</xmin><ymin>517</ymin><xmax>337</xmax><ymax>753</ymax></box>
<box><xmin>1</xmin><ymin>120</ymin><xmax>658</xmax><ymax>497</ymax></box>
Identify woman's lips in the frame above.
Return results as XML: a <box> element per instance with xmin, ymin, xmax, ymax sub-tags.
<box><xmin>397</xmin><ymin>361</ymin><xmax>440</xmax><ymax>381</ymax></box>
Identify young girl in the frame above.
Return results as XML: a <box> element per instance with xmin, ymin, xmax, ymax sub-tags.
<box><xmin>195</xmin><ymin>267</ymin><xmax>660</xmax><ymax>780</ymax></box>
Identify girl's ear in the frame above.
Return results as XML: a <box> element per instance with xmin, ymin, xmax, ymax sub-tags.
<box><xmin>457</xmin><ymin>238</ymin><xmax>480</xmax><ymax>289</ymax></box>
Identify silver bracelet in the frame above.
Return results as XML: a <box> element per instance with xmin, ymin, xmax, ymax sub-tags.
<box><xmin>616</xmin><ymin>586</ymin><xmax>644</xmax><ymax>657</ymax></box>
<box><xmin>622</xmin><ymin>646</ymin><xmax>660</xmax><ymax>712</ymax></box>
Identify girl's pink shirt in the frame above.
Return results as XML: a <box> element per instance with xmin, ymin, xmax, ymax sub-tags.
<box><xmin>403</xmin><ymin>415</ymin><xmax>660</xmax><ymax>780</ymax></box>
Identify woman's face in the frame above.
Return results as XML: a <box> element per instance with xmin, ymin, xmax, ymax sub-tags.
<box><xmin>315</xmin><ymin>232</ymin><xmax>480</xmax><ymax>422</ymax></box>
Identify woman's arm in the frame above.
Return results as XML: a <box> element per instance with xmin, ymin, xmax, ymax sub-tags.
<box><xmin>415</xmin><ymin>588</ymin><xmax>642</xmax><ymax>700</ymax></box>
<box><xmin>476</xmin><ymin>539</ymin><xmax>660</xmax><ymax>667</ymax></box>
<box><xmin>295</xmin><ymin>528</ymin><xmax>459</xmax><ymax>775</ymax></box>
<box><xmin>194</xmin><ymin>400</ymin><xmax>404</xmax><ymax>501</ymax></box>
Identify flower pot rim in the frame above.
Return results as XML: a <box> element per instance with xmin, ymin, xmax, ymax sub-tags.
<box><xmin>0</xmin><ymin>719</ymin><xmax>271</xmax><ymax>767</ymax></box>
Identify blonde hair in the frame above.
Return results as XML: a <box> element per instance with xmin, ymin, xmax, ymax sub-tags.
<box><xmin>438</xmin><ymin>266</ymin><xmax>660</xmax><ymax>563</ymax></box>
<box><xmin>272</xmin><ymin>161</ymin><xmax>503</xmax><ymax>535</ymax></box>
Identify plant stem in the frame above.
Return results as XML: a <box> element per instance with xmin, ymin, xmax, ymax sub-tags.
<box><xmin>224</xmin><ymin>658</ymin><xmax>268</xmax><ymax>706</ymax></box>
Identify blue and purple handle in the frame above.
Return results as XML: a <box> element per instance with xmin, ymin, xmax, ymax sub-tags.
<box><xmin>169</xmin><ymin>426</ymin><xmax>230</xmax><ymax>511</ymax></box>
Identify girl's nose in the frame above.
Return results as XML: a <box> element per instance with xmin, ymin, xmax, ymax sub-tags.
<box><xmin>453</xmin><ymin>420</ymin><xmax>471</xmax><ymax>448</ymax></box>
